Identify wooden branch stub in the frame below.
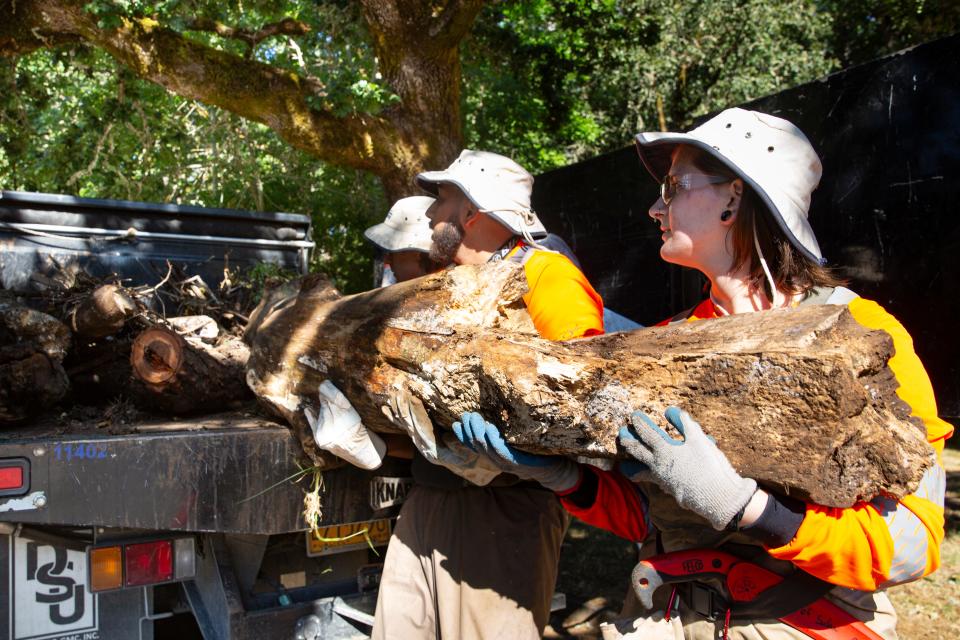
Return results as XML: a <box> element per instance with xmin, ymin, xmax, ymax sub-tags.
<box><xmin>70</xmin><ymin>284</ymin><xmax>138</xmax><ymax>338</ymax></box>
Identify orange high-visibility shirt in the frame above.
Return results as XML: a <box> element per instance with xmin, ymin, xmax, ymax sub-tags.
<box><xmin>505</xmin><ymin>243</ymin><xmax>604</xmax><ymax>340</ymax></box>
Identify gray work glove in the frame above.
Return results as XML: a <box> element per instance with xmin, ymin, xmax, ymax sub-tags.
<box><xmin>617</xmin><ymin>407</ymin><xmax>757</xmax><ymax>530</ymax></box>
<box><xmin>453</xmin><ymin>412</ymin><xmax>581</xmax><ymax>493</ymax></box>
<box><xmin>382</xmin><ymin>389</ymin><xmax>501</xmax><ymax>486</ymax></box>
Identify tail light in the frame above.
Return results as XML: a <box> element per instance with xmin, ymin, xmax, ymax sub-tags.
<box><xmin>125</xmin><ymin>540</ymin><xmax>174</xmax><ymax>586</ymax></box>
<box><xmin>88</xmin><ymin>536</ymin><xmax>196</xmax><ymax>592</ymax></box>
<box><xmin>0</xmin><ymin>458</ymin><xmax>29</xmax><ymax>497</ymax></box>
<box><xmin>90</xmin><ymin>546</ymin><xmax>123</xmax><ymax>591</ymax></box>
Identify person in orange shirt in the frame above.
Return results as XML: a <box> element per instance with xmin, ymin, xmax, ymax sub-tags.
<box><xmin>370</xmin><ymin>150</ymin><xmax>605</xmax><ymax>640</ymax></box>
<box><xmin>449</xmin><ymin>110</ymin><xmax>951</xmax><ymax>640</ymax></box>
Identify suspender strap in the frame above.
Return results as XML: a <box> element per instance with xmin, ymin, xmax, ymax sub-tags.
<box><xmin>637</xmin><ymin>548</ymin><xmax>886</xmax><ymax>640</ymax></box>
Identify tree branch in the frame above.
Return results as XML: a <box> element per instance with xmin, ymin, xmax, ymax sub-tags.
<box><xmin>0</xmin><ymin>0</ymin><xmax>83</xmax><ymax>54</ymax></box>
<box><xmin>186</xmin><ymin>17</ymin><xmax>311</xmax><ymax>53</ymax></box>
<box><xmin>429</xmin><ymin>0</ymin><xmax>487</xmax><ymax>48</ymax></box>
<box><xmin>2</xmin><ymin>0</ymin><xmax>472</xmax><ymax>201</ymax></box>
<box><xmin>1</xmin><ymin>0</ymin><xmax>400</xmax><ymax>177</ymax></box>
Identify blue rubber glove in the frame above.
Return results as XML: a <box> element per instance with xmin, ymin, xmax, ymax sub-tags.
<box><xmin>452</xmin><ymin>412</ymin><xmax>580</xmax><ymax>492</ymax></box>
<box><xmin>617</xmin><ymin>407</ymin><xmax>757</xmax><ymax>530</ymax></box>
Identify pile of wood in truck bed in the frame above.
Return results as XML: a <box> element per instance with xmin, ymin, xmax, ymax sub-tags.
<box><xmin>0</xmin><ymin>261</ymin><xmax>277</xmax><ymax>424</ymax></box>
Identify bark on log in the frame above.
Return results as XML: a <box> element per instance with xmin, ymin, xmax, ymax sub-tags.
<box><xmin>247</xmin><ymin>263</ymin><xmax>933</xmax><ymax>507</ymax></box>
<box><xmin>0</xmin><ymin>302</ymin><xmax>71</xmax><ymax>421</ymax></box>
<box><xmin>66</xmin><ymin>335</ymin><xmax>135</xmax><ymax>402</ymax></box>
<box><xmin>129</xmin><ymin>325</ymin><xmax>251</xmax><ymax>415</ymax></box>
<box><xmin>243</xmin><ymin>277</ymin><xmax>313</xmax><ymax>345</ymax></box>
<box><xmin>68</xmin><ymin>284</ymin><xmax>138</xmax><ymax>338</ymax></box>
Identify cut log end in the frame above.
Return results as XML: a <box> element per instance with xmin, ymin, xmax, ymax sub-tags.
<box><xmin>131</xmin><ymin>327</ymin><xmax>184</xmax><ymax>385</ymax></box>
<box><xmin>129</xmin><ymin>324</ymin><xmax>252</xmax><ymax>415</ymax></box>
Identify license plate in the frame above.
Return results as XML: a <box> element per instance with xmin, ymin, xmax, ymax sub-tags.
<box><xmin>305</xmin><ymin>519</ymin><xmax>392</xmax><ymax>557</ymax></box>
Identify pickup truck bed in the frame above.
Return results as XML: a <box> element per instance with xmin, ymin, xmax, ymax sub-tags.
<box><xmin>0</xmin><ymin>407</ymin><xmax>384</xmax><ymax>535</ymax></box>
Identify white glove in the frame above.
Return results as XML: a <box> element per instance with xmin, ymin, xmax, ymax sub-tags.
<box><xmin>382</xmin><ymin>389</ymin><xmax>501</xmax><ymax>486</ymax></box>
<box><xmin>304</xmin><ymin>381</ymin><xmax>386</xmax><ymax>470</ymax></box>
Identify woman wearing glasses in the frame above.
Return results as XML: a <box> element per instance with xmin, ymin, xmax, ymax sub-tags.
<box><xmin>446</xmin><ymin>109</ymin><xmax>951</xmax><ymax>639</ymax></box>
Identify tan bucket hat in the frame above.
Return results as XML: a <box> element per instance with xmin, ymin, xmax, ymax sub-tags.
<box><xmin>416</xmin><ymin>150</ymin><xmax>547</xmax><ymax>238</ymax></box>
<box><xmin>363</xmin><ymin>196</ymin><xmax>435</xmax><ymax>253</ymax></box>
<box><xmin>635</xmin><ymin>108</ymin><xmax>825</xmax><ymax>264</ymax></box>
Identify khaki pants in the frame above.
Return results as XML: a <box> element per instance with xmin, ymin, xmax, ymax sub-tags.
<box><xmin>371</xmin><ymin>483</ymin><xmax>567</xmax><ymax>640</ymax></box>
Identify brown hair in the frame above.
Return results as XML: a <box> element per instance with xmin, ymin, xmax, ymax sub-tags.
<box><xmin>685</xmin><ymin>147</ymin><xmax>846</xmax><ymax>299</ymax></box>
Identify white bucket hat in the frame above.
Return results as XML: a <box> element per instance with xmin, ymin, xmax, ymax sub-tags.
<box><xmin>363</xmin><ymin>196</ymin><xmax>435</xmax><ymax>253</ymax></box>
<box><xmin>416</xmin><ymin>150</ymin><xmax>547</xmax><ymax>238</ymax></box>
<box><xmin>635</xmin><ymin>108</ymin><xmax>825</xmax><ymax>264</ymax></box>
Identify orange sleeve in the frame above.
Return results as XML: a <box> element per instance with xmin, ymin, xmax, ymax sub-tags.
<box><xmin>521</xmin><ymin>250</ymin><xmax>604</xmax><ymax>340</ymax></box>
<box><xmin>766</xmin><ymin>297</ymin><xmax>952</xmax><ymax>590</ymax></box>
<box><xmin>559</xmin><ymin>467</ymin><xmax>649</xmax><ymax>542</ymax></box>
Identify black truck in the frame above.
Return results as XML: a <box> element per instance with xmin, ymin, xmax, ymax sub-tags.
<box><xmin>0</xmin><ymin>190</ymin><xmax>414</xmax><ymax>640</ymax></box>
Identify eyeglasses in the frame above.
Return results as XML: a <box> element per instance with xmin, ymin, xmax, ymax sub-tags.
<box><xmin>660</xmin><ymin>174</ymin><xmax>730</xmax><ymax>205</ymax></box>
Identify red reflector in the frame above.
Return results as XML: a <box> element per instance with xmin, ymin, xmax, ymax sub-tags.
<box><xmin>0</xmin><ymin>466</ymin><xmax>23</xmax><ymax>490</ymax></box>
<box><xmin>125</xmin><ymin>541</ymin><xmax>173</xmax><ymax>586</ymax></box>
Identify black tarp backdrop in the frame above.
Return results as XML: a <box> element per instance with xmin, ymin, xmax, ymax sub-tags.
<box><xmin>531</xmin><ymin>33</ymin><xmax>960</xmax><ymax>426</ymax></box>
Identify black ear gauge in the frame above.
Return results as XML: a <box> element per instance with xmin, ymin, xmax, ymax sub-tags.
<box><xmin>720</xmin><ymin>209</ymin><xmax>732</xmax><ymax>221</ymax></box>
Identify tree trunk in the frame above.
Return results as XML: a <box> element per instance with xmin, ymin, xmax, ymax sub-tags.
<box><xmin>0</xmin><ymin>303</ymin><xmax>71</xmax><ymax>422</ymax></box>
<box><xmin>246</xmin><ymin>262</ymin><xmax>933</xmax><ymax>507</ymax></box>
<box><xmin>129</xmin><ymin>326</ymin><xmax>251</xmax><ymax>415</ymax></box>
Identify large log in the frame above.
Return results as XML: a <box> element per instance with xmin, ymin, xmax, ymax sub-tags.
<box><xmin>247</xmin><ymin>263</ymin><xmax>933</xmax><ymax>507</ymax></box>
<box><xmin>0</xmin><ymin>302</ymin><xmax>71</xmax><ymax>421</ymax></box>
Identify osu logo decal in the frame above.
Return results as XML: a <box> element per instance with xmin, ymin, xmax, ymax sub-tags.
<box><xmin>24</xmin><ymin>541</ymin><xmax>87</xmax><ymax>625</ymax></box>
